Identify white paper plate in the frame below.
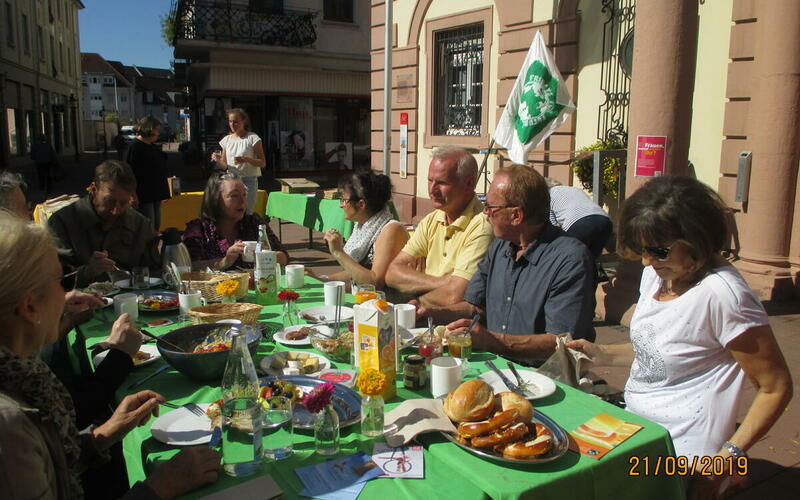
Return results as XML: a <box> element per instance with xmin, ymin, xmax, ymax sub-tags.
<box><xmin>150</xmin><ymin>403</ymin><xmax>212</xmax><ymax>446</ymax></box>
<box><xmin>260</xmin><ymin>351</ymin><xmax>331</xmax><ymax>376</ymax></box>
<box><xmin>298</xmin><ymin>305</ymin><xmax>354</xmax><ymax>324</ymax></box>
<box><xmin>273</xmin><ymin>325</ymin><xmax>333</xmax><ymax>346</ymax></box>
<box><xmin>478</xmin><ymin>369</ymin><xmax>557</xmax><ymax>400</ymax></box>
<box><xmin>114</xmin><ymin>277</ymin><xmax>164</xmax><ymax>290</ymax></box>
<box><xmin>93</xmin><ymin>344</ymin><xmax>160</xmax><ymax>368</ymax></box>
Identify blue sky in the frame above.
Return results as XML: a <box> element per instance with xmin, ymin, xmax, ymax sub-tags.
<box><xmin>79</xmin><ymin>1</ymin><xmax>174</xmax><ymax>69</ymax></box>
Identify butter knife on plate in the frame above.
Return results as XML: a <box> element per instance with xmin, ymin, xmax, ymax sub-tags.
<box><xmin>484</xmin><ymin>360</ymin><xmax>527</xmax><ymax>397</ymax></box>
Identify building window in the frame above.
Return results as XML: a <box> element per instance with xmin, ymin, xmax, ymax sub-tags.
<box><xmin>323</xmin><ymin>0</ymin><xmax>353</xmax><ymax>23</ymax></box>
<box><xmin>59</xmin><ymin>41</ymin><xmax>64</xmax><ymax>71</ymax></box>
<box><xmin>22</xmin><ymin>14</ymin><xmax>30</xmax><ymax>54</ymax></box>
<box><xmin>120</xmin><ymin>95</ymin><xmax>127</xmax><ymax>102</ymax></box>
<box><xmin>5</xmin><ymin>2</ymin><xmax>14</xmax><ymax>47</ymax></box>
<box><xmin>67</xmin><ymin>47</ymin><xmax>72</xmax><ymax>75</ymax></box>
<box><xmin>37</xmin><ymin>26</ymin><xmax>44</xmax><ymax>60</ymax></box>
<box><xmin>50</xmin><ymin>35</ymin><xmax>56</xmax><ymax>69</ymax></box>
<box><xmin>433</xmin><ymin>23</ymin><xmax>484</xmax><ymax>137</ymax></box>
<box><xmin>5</xmin><ymin>109</ymin><xmax>19</xmax><ymax>155</ymax></box>
<box><xmin>103</xmin><ymin>76</ymin><xmax>113</xmax><ymax>84</ymax></box>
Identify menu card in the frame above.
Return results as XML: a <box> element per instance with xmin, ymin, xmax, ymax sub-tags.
<box><xmin>569</xmin><ymin>412</ymin><xmax>643</xmax><ymax>459</ymax></box>
<box><xmin>371</xmin><ymin>443</ymin><xmax>424</xmax><ymax>479</ymax></box>
<box><xmin>296</xmin><ymin>452</ymin><xmax>382</xmax><ymax>500</ymax></box>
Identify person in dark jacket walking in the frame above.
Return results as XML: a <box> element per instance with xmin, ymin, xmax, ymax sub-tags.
<box><xmin>124</xmin><ymin>116</ymin><xmax>170</xmax><ymax>231</ymax></box>
<box><xmin>30</xmin><ymin>134</ymin><xmax>58</xmax><ymax>195</ymax></box>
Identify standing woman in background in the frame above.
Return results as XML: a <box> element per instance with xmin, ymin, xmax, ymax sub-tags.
<box><xmin>210</xmin><ymin>108</ymin><xmax>266</xmax><ymax>214</ymax></box>
<box><xmin>125</xmin><ymin>116</ymin><xmax>170</xmax><ymax>231</ymax></box>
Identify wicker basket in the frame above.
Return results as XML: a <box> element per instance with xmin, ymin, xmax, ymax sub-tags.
<box><xmin>182</xmin><ymin>271</ymin><xmax>250</xmax><ymax>302</ymax></box>
<box><xmin>187</xmin><ymin>303</ymin><xmax>263</xmax><ymax>326</ymax></box>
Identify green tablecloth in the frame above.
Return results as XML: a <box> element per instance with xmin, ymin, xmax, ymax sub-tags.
<box><xmin>76</xmin><ymin>279</ymin><xmax>685</xmax><ymax>500</ymax></box>
<box><xmin>265</xmin><ymin>192</ymin><xmax>399</xmax><ymax>240</ymax></box>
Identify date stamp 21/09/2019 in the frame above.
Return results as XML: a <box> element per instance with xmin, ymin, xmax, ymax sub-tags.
<box><xmin>628</xmin><ymin>455</ymin><xmax>748</xmax><ymax>477</ymax></box>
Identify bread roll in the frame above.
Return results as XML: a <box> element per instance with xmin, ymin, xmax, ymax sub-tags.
<box><xmin>494</xmin><ymin>391</ymin><xmax>533</xmax><ymax>422</ymax></box>
<box><xmin>443</xmin><ymin>379</ymin><xmax>495</xmax><ymax>423</ymax></box>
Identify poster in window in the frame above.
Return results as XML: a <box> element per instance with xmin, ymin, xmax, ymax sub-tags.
<box><xmin>325</xmin><ymin>142</ymin><xmax>352</xmax><ymax>170</ymax></box>
<box><xmin>279</xmin><ymin>98</ymin><xmax>313</xmax><ymax>171</ymax></box>
<box><xmin>204</xmin><ymin>97</ymin><xmax>231</xmax><ymax>135</ymax></box>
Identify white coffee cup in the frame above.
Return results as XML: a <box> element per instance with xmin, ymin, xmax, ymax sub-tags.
<box><xmin>323</xmin><ymin>281</ymin><xmax>346</xmax><ymax>306</ymax></box>
<box><xmin>430</xmin><ymin>356</ymin><xmax>464</xmax><ymax>398</ymax></box>
<box><xmin>394</xmin><ymin>303</ymin><xmax>416</xmax><ymax>330</ymax></box>
<box><xmin>114</xmin><ymin>293</ymin><xmax>139</xmax><ymax>320</ymax></box>
<box><xmin>179</xmin><ymin>290</ymin><xmax>205</xmax><ymax>317</ymax></box>
<box><xmin>242</xmin><ymin>241</ymin><xmax>258</xmax><ymax>263</ymax></box>
<box><xmin>285</xmin><ymin>264</ymin><xmax>305</xmax><ymax>288</ymax></box>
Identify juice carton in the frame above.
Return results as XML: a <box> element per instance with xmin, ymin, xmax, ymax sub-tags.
<box><xmin>254</xmin><ymin>250</ymin><xmax>278</xmax><ymax>305</ymax></box>
<box><xmin>353</xmin><ymin>299</ymin><xmax>397</xmax><ymax>400</ymax></box>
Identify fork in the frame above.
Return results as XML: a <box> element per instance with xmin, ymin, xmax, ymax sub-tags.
<box><xmin>507</xmin><ymin>361</ymin><xmax>532</xmax><ymax>393</ymax></box>
<box><xmin>161</xmin><ymin>402</ymin><xmax>207</xmax><ymax>418</ymax></box>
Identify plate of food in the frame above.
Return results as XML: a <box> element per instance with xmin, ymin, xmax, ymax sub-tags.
<box><xmin>273</xmin><ymin>324</ymin><xmax>330</xmax><ymax>346</ymax></box>
<box><xmin>81</xmin><ymin>281</ymin><xmax>121</xmax><ymax>297</ymax></box>
<box><xmin>137</xmin><ymin>291</ymin><xmax>179</xmax><ymax>312</ymax></box>
<box><xmin>93</xmin><ymin>344</ymin><xmax>161</xmax><ymax>368</ymax></box>
<box><xmin>478</xmin><ymin>369</ymin><xmax>557</xmax><ymax>400</ymax></box>
<box><xmin>150</xmin><ymin>403</ymin><xmax>213</xmax><ymax>446</ymax></box>
<box><xmin>257</xmin><ymin>375</ymin><xmax>361</xmax><ymax>429</ymax></box>
<box><xmin>114</xmin><ymin>277</ymin><xmax>164</xmax><ymax>290</ymax></box>
<box><xmin>299</xmin><ymin>305</ymin><xmax>354</xmax><ymax>324</ymax></box>
<box><xmin>260</xmin><ymin>350</ymin><xmax>331</xmax><ymax>377</ymax></box>
<box><xmin>441</xmin><ymin>379</ymin><xmax>569</xmax><ymax>464</ymax></box>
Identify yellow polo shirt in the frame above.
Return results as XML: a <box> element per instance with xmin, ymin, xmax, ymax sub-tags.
<box><xmin>402</xmin><ymin>196</ymin><xmax>493</xmax><ymax>281</ymax></box>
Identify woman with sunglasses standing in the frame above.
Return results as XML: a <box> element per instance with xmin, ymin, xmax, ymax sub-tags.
<box><xmin>568</xmin><ymin>176</ymin><xmax>792</xmax><ymax>498</ymax></box>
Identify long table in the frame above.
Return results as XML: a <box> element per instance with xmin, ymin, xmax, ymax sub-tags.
<box><xmin>75</xmin><ymin>279</ymin><xmax>684</xmax><ymax>499</ymax></box>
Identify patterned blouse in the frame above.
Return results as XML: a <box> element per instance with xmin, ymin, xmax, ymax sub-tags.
<box><xmin>182</xmin><ymin>214</ymin><xmax>284</xmax><ymax>268</ymax></box>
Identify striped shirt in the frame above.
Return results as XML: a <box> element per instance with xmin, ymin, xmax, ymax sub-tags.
<box><xmin>548</xmin><ymin>186</ymin><xmax>609</xmax><ymax>231</ymax></box>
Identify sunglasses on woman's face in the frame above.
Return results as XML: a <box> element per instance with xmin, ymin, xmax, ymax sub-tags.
<box><xmin>643</xmin><ymin>242</ymin><xmax>677</xmax><ymax>261</ymax></box>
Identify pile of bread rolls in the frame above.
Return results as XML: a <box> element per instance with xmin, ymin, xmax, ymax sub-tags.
<box><xmin>443</xmin><ymin>379</ymin><xmax>553</xmax><ymax>459</ymax></box>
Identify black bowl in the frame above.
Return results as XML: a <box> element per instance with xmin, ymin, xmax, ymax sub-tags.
<box><xmin>155</xmin><ymin>323</ymin><xmax>261</xmax><ymax>381</ymax></box>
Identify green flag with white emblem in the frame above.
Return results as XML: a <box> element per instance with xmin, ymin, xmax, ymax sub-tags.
<box><xmin>494</xmin><ymin>31</ymin><xmax>575</xmax><ymax>165</ymax></box>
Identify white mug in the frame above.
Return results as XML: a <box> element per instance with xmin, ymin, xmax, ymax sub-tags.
<box><xmin>179</xmin><ymin>290</ymin><xmax>205</xmax><ymax>316</ymax></box>
<box><xmin>285</xmin><ymin>264</ymin><xmax>305</xmax><ymax>289</ymax></box>
<box><xmin>114</xmin><ymin>293</ymin><xmax>139</xmax><ymax>320</ymax></box>
<box><xmin>323</xmin><ymin>281</ymin><xmax>346</xmax><ymax>306</ymax></box>
<box><xmin>242</xmin><ymin>241</ymin><xmax>258</xmax><ymax>263</ymax></box>
<box><xmin>430</xmin><ymin>356</ymin><xmax>464</xmax><ymax>398</ymax></box>
<box><xmin>394</xmin><ymin>303</ymin><xmax>416</xmax><ymax>330</ymax></box>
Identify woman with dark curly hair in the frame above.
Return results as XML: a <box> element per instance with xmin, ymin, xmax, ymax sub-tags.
<box><xmin>568</xmin><ymin>176</ymin><xmax>792</xmax><ymax>496</ymax></box>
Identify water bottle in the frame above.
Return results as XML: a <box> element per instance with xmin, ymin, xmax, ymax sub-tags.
<box><xmin>220</xmin><ymin>326</ymin><xmax>262</xmax><ymax>477</ymax></box>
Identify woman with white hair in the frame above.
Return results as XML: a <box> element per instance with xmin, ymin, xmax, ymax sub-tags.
<box><xmin>0</xmin><ymin>211</ymin><xmax>221</xmax><ymax>499</ymax></box>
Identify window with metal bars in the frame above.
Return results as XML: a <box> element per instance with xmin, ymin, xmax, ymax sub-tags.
<box><xmin>433</xmin><ymin>23</ymin><xmax>484</xmax><ymax>136</ymax></box>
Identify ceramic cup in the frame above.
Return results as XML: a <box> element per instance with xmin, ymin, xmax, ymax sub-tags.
<box><xmin>285</xmin><ymin>264</ymin><xmax>305</xmax><ymax>289</ymax></box>
<box><xmin>178</xmin><ymin>290</ymin><xmax>205</xmax><ymax>322</ymax></box>
<box><xmin>323</xmin><ymin>281</ymin><xmax>346</xmax><ymax>306</ymax></box>
<box><xmin>242</xmin><ymin>241</ymin><xmax>258</xmax><ymax>263</ymax></box>
<box><xmin>430</xmin><ymin>356</ymin><xmax>464</xmax><ymax>398</ymax></box>
<box><xmin>394</xmin><ymin>303</ymin><xmax>416</xmax><ymax>330</ymax></box>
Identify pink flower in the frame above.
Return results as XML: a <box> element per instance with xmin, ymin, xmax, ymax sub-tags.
<box><xmin>303</xmin><ymin>382</ymin><xmax>335</xmax><ymax>414</ymax></box>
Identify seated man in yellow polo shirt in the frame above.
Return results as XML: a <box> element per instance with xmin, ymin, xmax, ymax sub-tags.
<box><xmin>385</xmin><ymin>147</ymin><xmax>493</xmax><ymax>306</ymax></box>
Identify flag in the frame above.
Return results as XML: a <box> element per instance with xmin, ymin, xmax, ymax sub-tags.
<box><xmin>493</xmin><ymin>30</ymin><xmax>575</xmax><ymax>165</ymax></box>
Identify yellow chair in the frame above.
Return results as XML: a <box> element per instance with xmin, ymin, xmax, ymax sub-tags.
<box><xmin>159</xmin><ymin>190</ymin><xmax>268</xmax><ymax>231</ymax></box>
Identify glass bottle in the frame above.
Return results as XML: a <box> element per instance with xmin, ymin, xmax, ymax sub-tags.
<box><xmin>418</xmin><ymin>329</ymin><xmax>443</xmax><ymax>364</ymax></box>
<box><xmin>220</xmin><ymin>326</ymin><xmax>262</xmax><ymax>477</ymax></box>
<box><xmin>255</xmin><ymin>224</ymin><xmax>272</xmax><ymax>253</ymax></box>
<box><xmin>360</xmin><ymin>395</ymin><xmax>384</xmax><ymax>438</ymax></box>
<box><xmin>314</xmin><ymin>404</ymin><xmax>340</xmax><ymax>455</ymax></box>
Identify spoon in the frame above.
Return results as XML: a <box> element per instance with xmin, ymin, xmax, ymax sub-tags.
<box><xmin>140</xmin><ymin>329</ymin><xmax>185</xmax><ymax>352</ymax></box>
<box><xmin>507</xmin><ymin>361</ymin><xmax>532</xmax><ymax>394</ymax></box>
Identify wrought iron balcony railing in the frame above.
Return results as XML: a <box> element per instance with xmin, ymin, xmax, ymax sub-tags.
<box><xmin>174</xmin><ymin>1</ymin><xmax>317</xmax><ymax>48</ymax></box>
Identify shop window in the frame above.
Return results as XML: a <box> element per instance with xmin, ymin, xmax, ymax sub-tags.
<box><xmin>323</xmin><ymin>0</ymin><xmax>353</xmax><ymax>23</ymax></box>
<box><xmin>25</xmin><ymin>111</ymin><xmax>34</xmax><ymax>153</ymax></box>
<box><xmin>6</xmin><ymin>109</ymin><xmax>19</xmax><ymax>156</ymax></box>
<box><xmin>433</xmin><ymin>23</ymin><xmax>483</xmax><ymax>137</ymax></box>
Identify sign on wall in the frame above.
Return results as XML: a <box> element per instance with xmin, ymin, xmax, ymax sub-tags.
<box><xmin>399</xmin><ymin>112</ymin><xmax>408</xmax><ymax>178</ymax></box>
<box><xmin>634</xmin><ymin>135</ymin><xmax>667</xmax><ymax>177</ymax></box>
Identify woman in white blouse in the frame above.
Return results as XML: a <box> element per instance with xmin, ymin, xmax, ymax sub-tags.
<box><xmin>210</xmin><ymin>108</ymin><xmax>266</xmax><ymax>213</ymax></box>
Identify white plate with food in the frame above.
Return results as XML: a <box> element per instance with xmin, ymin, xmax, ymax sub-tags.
<box><xmin>299</xmin><ymin>306</ymin><xmax>354</xmax><ymax>324</ymax></box>
<box><xmin>93</xmin><ymin>344</ymin><xmax>160</xmax><ymax>368</ymax></box>
<box><xmin>260</xmin><ymin>350</ymin><xmax>331</xmax><ymax>377</ymax></box>
<box><xmin>114</xmin><ymin>277</ymin><xmax>164</xmax><ymax>290</ymax></box>
<box><xmin>81</xmin><ymin>282</ymin><xmax>121</xmax><ymax>297</ymax></box>
<box><xmin>150</xmin><ymin>403</ymin><xmax>212</xmax><ymax>446</ymax></box>
<box><xmin>137</xmin><ymin>291</ymin><xmax>179</xmax><ymax>312</ymax></box>
<box><xmin>478</xmin><ymin>369</ymin><xmax>557</xmax><ymax>400</ymax></box>
<box><xmin>273</xmin><ymin>325</ymin><xmax>331</xmax><ymax>346</ymax></box>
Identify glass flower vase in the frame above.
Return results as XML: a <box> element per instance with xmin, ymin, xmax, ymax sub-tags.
<box><xmin>282</xmin><ymin>300</ymin><xmax>299</xmax><ymax>327</ymax></box>
<box><xmin>360</xmin><ymin>395</ymin><xmax>384</xmax><ymax>438</ymax></box>
<box><xmin>221</xmin><ymin>295</ymin><xmax>236</xmax><ymax>304</ymax></box>
<box><xmin>314</xmin><ymin>404</ymin><xmax>340</xmax><ymax>455</ymax></box>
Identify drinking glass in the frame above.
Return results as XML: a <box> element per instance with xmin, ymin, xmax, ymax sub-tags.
<box><xmin>131</xmin><ymin>266</ymin><xmax>149</xmax><ymax>289</ymax></box>
<box><xmin>261</xmin><ymin>396</ymin><xmax>293</xmax><ymax>460</ymax></box>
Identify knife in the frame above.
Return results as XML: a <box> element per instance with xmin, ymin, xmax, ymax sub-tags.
<box><xmin>127</xmin><ymin>364</ymin><xmax>170</xmax><ymax>390</ymax></box>
<box><xmin>484</xmin><ymin>360</ymin><xmax>527</xmax><ymax>397</ymax></box>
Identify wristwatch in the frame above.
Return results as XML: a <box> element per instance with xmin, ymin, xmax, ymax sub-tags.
<box><xmin>723</xmin><ymin>441</ymin><xmax>747</xmax><ymax>458</ymax></box>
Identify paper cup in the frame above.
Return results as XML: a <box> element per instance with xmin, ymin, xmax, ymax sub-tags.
<box><xmin>114</xmin><ymin>293</ymin><xmax>138</xmax><ymax>320</ymax></box>
<box><xmin>323</xmin><ymin>281</ymin><xmax>346</xmax><ymax>306</ymax></box>
<box><xmin>242</xmin><ymin>241</ymin><xmax>258</xmax><ymax>263</ymax></box>
<box><xmin>285</xmin><ymin>264</ymin><xmax>305</xmax><ymax>289</ymax></box>
<box><xmin>430</xmin><ymin>356</ymin><xmax>464</xmax><ymax>398</ymax></box>
<box><xmin>394</xmin><ymin>303</ymin><xmax>416</xmax><ymax>329</ymax></box>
